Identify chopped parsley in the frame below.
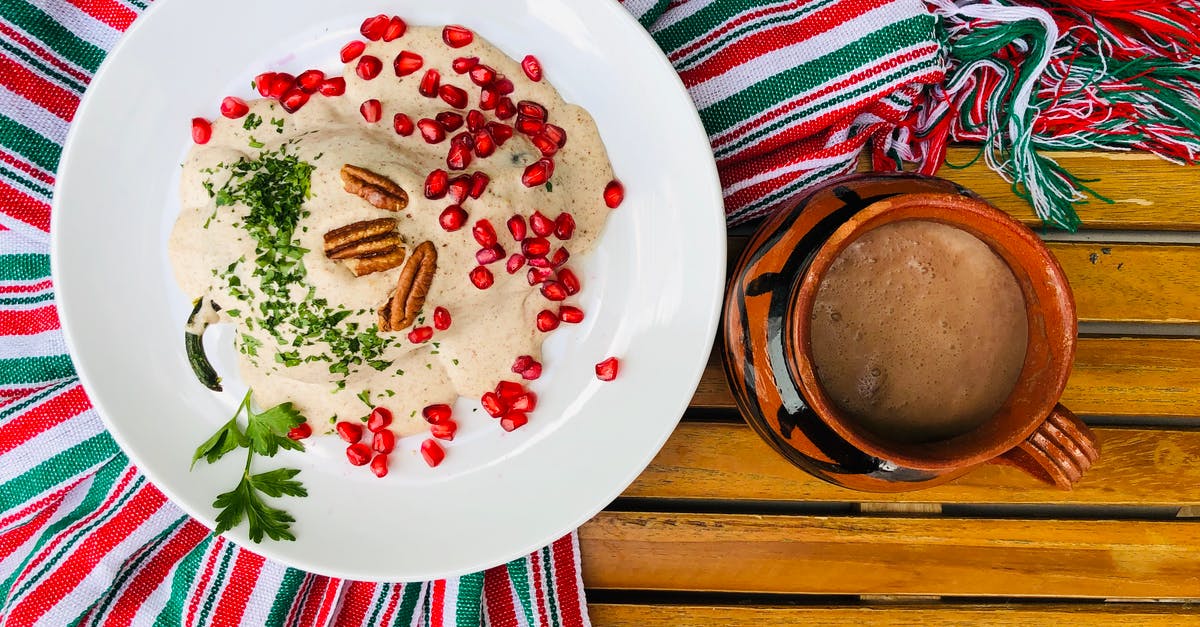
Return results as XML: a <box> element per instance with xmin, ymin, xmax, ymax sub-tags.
<box><xmin>270</xmin><ymin>117</ymin><xmax>285</xmax><ymax>134</ymax></box>
<box><xmin>248</xmin><ymin>136</ymin><xmax>265</xmax><ymax>149</ymax></box>
<box><xmin>242</xmin><ymin>112</ymin><xmax>263</xmax><ymax>130</ymax></box>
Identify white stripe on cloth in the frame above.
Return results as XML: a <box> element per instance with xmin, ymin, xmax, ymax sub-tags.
<box><xmin>0</xmin><ymin>229</ymin><xmax>46</xmax><ymax>256</ymax></box>
<box><xmin>0</xmin><ymin>470</ymin><xmax>96</xmax><ymax>583</ymax></box>
<box><xmin>0</xmin><ymin>406</ymin><xmax>106</xmax><ymax>485</ymax></box>
<box><xmin>651</xmin><ymin>0</ymin><xmax>721</xmax><ymax>33</ymax></box>
<box><xmin>20</xmin><ymin>0</ymin><xmax>121</xmax><ymax>51</ymax></box>
<box><xmin>618</xmin><ymin>0</ymin><xmax>662</xmax><ymax>22</ymax></box>
<box><xmin>32</xmin><ymin>504</ymin><xmax>184</xmax><ymax>627</ymax></box>
<box><xmin>231</xmin><ymin>563</ymin><xmax>287</xmax><ymax>627</ymax></box>
<box><xmin>688</xmin><ymin>0</ymin><xmax>927</xmax><ymax>110</ymax></box>
<box><xmin>0</xmin><ymin>330</ymin><xmax>64</xmax><ymax>361</ymax></box>
<box><xmin>0</xmin><ymin>84</ymin><xmax>69</xmax><ymax>148</ymax></box>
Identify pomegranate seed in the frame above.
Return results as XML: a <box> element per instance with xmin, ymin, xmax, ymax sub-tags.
<box><xmin>440</xmin><ymin>84</ymin><xmax>469</xmax><ymax>109</ymax></box>
<box><xmin>368</xmin><ymin>407</ymin><xmax>392</xmax><ymax>432</ymax></box>
<box><xmin>506</xmin><ymin>253</ymin><xmax>526</xmax><ymax>274</ymax></box>
<box><xmin>360</xmin><ymin>14</ymin><xmax>388</xmax><ymax>40</ymax></box>
<box><xmin>408</xmin><ymin>326</ymin><xmax>433</xmax><ymax>343</ymax></box>
<box><xmin>558</xmin><ymin>268</ymin><xmax>581</xmax><ymax>294</ymax></box>
<box><xmin>476</xmin><ymin>245</ymin><xmax>504</xmax><ymax>265</ymax></box>
<box><xmin>356</xmin><ymin>55</ymin><xmax>383</xmax><ymax>80</ymax></box>
<box><xmin>447</xmin><ymin>142</ymin><xmax>472</xmax><ymax>170</ymax></box>
<box><xmin>297</xmin><ymin>69</ymin><xmax>324</xmax><ymax>93</ymax></box>
<box><xmin>472</xmin><ymin>219</ymin><xmax>498</xmax><ymax>246</ymax></box>
<box><xmin>346</xmin><ymin>443</ymin><xmax>372</xmax><ymax>466</ymax></box>
<box><xmin>191</xmin><ymin>118</ymin><xmax>212</xmax><ymax>144</ymax></box>
<box><xmin>481</xmin><ymin>391</ymin><xmax>507</xmax><ymax>417</ymax></box>
<box><xmin>536</xmin><ymin>310</ymin><xmax>559</xmax><ymax>332</ymax></box>
<box><xmin>465</xmin><ymin>109</ymin><xmax>485</xmax><ymax>132</ymax></box>
<box><xmin>522</xmin><ymin>54</ymin><xmax>543</xmax><ymax>81</ymax></box>
<box><xmin>529</xmin><ymin>211</ymin><xmax>554</xmax><ymax>237</ymax></box>
<box><xmin>421</xmin><ymin>439</ymin><xmax>445</xmax><ymax>467</ymax></box>
<box><xmin>287</xmin><ymin>423</ymin><xmax>312</xmax><ymax>440</ymax></box>
<box><xmin>527</xmin><ymin>266</ymin><xmax>553</xmax><ymax>285</ymax></box>
<box><xmin>469</xmin><ymin>172</ymin><xmax>489</xmax><ymax>198</ymax></box>
<box><xmin>425</xmin><ymin>169</ymin><xmax>449</xmax><ymax>199</ymax></box>
<box><xmin>479</xmin><ymin>86</ymin><xmax>499</xmax><ymax>110</ymax></box>
<box><xmin>418</xmin><ymin>118</ymin><xmax>446</xmax><ymax>143</ymax></box>
<box><xmin>495</xmin><ymin>77</ymin><xmax>515</xmax><ymax>95</ymax></box>
<box><xmin>531</xmin><ymin>132</ymin><xmax>558</xmax><ymax>156</ymax></box>
<box><xmin>452</xmin><ymin>56</ymin><xmax>478</xmax><ymax>74</ymax></box>
<box><xmin>507</xmin><ymin>215</ymin><xmax>527</xmax><ymax>241</ymax></box>
<box><xmin>419</xmin><ymin>69</ymin><xmax>440</xmax><ymax>97</ymax></box>
<box><xmin>372</xmin><ymin>430</ymin><xmax>395</xmax><ymax>454</ymax></box>
<box><xmin>469</xmin><ymin>265</ymin><xmax>494</xmax><ymax>289</ymax></box>
<box><xmin>469</xmin><ymin>64</ymin><xmax>496</xmax><ymax>86</ymax></box>
<box><xmin>554</xmin><ymin>213</ymin><xmax>576</xmax><ymax>239</ymax></box>
<box><xmin>219</xmin><ymin>96</ymin><xmax>248</xmax><ymax>119</ymax></box>
<box><xmin>436</xmin><ymin>111</ymin><xmax>464</xmax><ymax>131</ymax></box>
<box><xmin>487</xmin><ymin>122</ymin><xmax>513</xmax><ymax>144</ymax></box>
<box><xmin>254</xmin><ymin>72</ymin><xmax>276</xmax><ymax>97</ymax></box>
<box><xmin>447</xmin><ymin>175</ymin><xmax>471</xmax><ymax>203</ymax></box>
<box><xmin>443</xmin><ymin>25</ymin><xmax>474</xmax><ymax>48</ymax></box>
<box><xmin>521</xmin><ymin>362</ymin><xmax>543</xmax><ymax>380</ymax></box>
<box><xmin>279</xmin><ymin>88</ymin><xmax>309</xmax><ymax>113</ymax></box>
<box><xmin>394</xmin><ymin>112</ymin><xmax>414</xmax><ymax>135</ymax></box>
<box><xmin>522</xmin><ymin>237</ymin><xmax>551</xmax><ymax>257</ymax></box>
<box><xmin>473</xmin><ymin>129</ymin><xmax>496</xmax><ymax>157</ymax></box>
<box><xmin>517</xmin><ymin>100</ymin><xmax>547</xmax><ymax>120</ymax></box>
<box><xmin>422</xmin><ymin>403</ymin><xmax>452</xmax><ymax>424</ymax></box>
<box><xmin>495</xmin><ymin>97</ymin><xmax>516</xmax><ymax>119</ymax></box>
<box><xmin>500</xmin><ymin>412</ymin><xmax>528</xmax><ymax>432</ymax></box>
<box><xmin>439</xmin><ymin>205</ymin><xmax>468</xmax><ymax>232</ymax></box>
<box><xmin>527</xmin><ymin>256</ymin><xmax>551</xmax><ymax>268</ymax></box>
<box><xmin>543</xmin><ymin>124</ymin><xmax>567</xmax><ymax>147</ymax></box>
<box><xmin>431</xmin><ymin>420</ymin><xmax>457</xmax><ymax>441</ymax></box>
<box><xmin>370</xmin><ymin>454</ymin><xmax>389</xmax><ymax>477</ymax></box>
<box><xmin>515</xmin><ymin>116</ymin><xmax>544</xmax><ymax>135</ymax></box>
<box><xmin>341</xmin><ymin>40</ymin><xmax>366</xmax><ymax>63</ymax></box>
<box><xmin>596</xmin><ymin>357</ymin><xmax>619</xmax><ymax>381</ymax></box>
<box><xmin>319</xmin><ymin>77</ymin><xmax>347</xmax><ymax>96</ymax></box>
<box><xmin>268</xmin><ymin>72</ymin><xmax>294</xmax><ymax>99</ymax></box>
<box><xmin>550</xmin><ymin>247</ymin><xmax>569</xmax><ymax>267</ymax></box>
<box><xmin>512</xmin><ymin>355</ymin><xmax>535</xmax><ymax>374</ymax></box>
<box><xmin>394</xmin><ymin>50</ymin><xmax>423</xmax><ymax>76</ymax></box>
<box><xmin>336</xmin><ymin>421</ymin><xmax>363</xmax><ymax>443</ymax></box>
<box><xmin>524</xmin><ymin>159</ymin><xmax>554</xmax><ymax>187</ymax></box>
<box><xmin>559</xmin><ymin>305</ymin><xmax>585</xmax><ymax>324</ymax></box>
<box><xmin>433</xmin><ymin>306</ymin><xmax>452</xmax><ymax>330</ymax></box>
<box><xmin>541</xmin><ymin>281</ymin><xmax>567</xmax><ymax>301</ymax></box>
<box><xmin>604</xmin><ymin>180</ymin><xmax>625</xmax><ymax>208</ymax></box>
<box><xmin>383</xmin><ymin>16</ymin><xmax>407</xmax><ymax>41</ymax></box>
<box><xmin>496</xmin><ymin>381</ymin><xmax>525</xmax><ymax>401</ymax></box>
<box><xmin>511</xmin><ymin>392</ymin><xmax>537</xmax><ymax>412</ymax></box>
<box><xmin>360</xmin><ymin>99</ymin><xmax>382</xmax><ymax>123</ymax></box>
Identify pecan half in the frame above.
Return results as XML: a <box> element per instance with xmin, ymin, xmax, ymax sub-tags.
<box><xmin>323</xmin><ymin>218</ymin><xmax>406</xmax><ymax>276</ymax></box>
<box><xmin>379</xmin><ymin>241</ymin><xmax>437</xmax><ymax>331</ymax></box>
<box><xmin>341</xmin><ymin>164</ymin><xmax>408</xmax><ymax>211</ymax></box>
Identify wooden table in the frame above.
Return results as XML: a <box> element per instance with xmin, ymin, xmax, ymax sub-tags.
<box><xmin>581</xmin><ymin>149</ymin><xmax>1200</xmax><ymax>625</ymax></box>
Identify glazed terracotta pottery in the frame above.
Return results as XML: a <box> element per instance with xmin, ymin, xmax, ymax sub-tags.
<box><xmin>723</xmin><ymin>173</ymin><xmax>1099</xmax><ymax>492</ymax></box>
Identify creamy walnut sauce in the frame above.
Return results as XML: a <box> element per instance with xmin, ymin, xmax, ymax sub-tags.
<box><xmin>170</xmin><ymin>26</ymin><xmax>615</xmax><ymax>436</ymax></box>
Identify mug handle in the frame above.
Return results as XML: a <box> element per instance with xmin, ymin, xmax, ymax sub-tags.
<box><xmin>992</xmin><ymin>404</ymin><xmax>1100</xmax><ymax>489</ymax></box>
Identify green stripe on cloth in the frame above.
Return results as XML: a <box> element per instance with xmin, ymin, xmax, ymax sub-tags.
<box><xmin>0</xmin><ymin>291</ymin><xmax>56</xmax><ymax>306</ymax></box>
<box><xmin>655</xmin><ymin>0</ymin><xmax>785</xmax><ymax>50</ymax></box>
<box><xmin>395</xmin><ymin>582</ymin><xmax>423</xmax><ymax>626</ymax></box>
<box><xmin>153</xmin><ymin>532</ymin><xmax>216</xmax><ymax>626</ymax></box>
<box><xmin>699</xmin><ymin>14</ymin><xmax>936</xmax><ymax>133</ymax></box>
<box><xmin>0</xmin><ymin>355</ymin><xmax>76</xmax><ymax>385</ymax></box>
<box><xmin>0</xmin><ymin>379</ymin><xmax>70</xmax><ymax>421</ymax></box>
<box><xmin>0</xmin><ymin>162</ymin><xmax>54</xmax><ymax>197</ymax></box>
<box><xmin>505</xmin><ymin>558</ymin><xmax>536</xmax><ymax>626</ymax></box>
<box><xmin>634</xmin><ymin>0</ymin><xmax>671</xmax><ymax>28</ymax></box>
<box><xmin>675</xmin><ymin>0</ymin><xmax>842</xmax><ymax>68</ymax></box>
<box><xmin>0</xmin><ymin>0</ymin><xmax>105</xmax><ymax>72</ymax></box>
<box><xmin>0</xmin><ymin>253</ymin><xmax>49</xmax><ymax>281</ymax></box>
<box><xmin>196</xmin><ymin>541</ymin><xmax>236</xmax><ymax>627</ymax></box>
<box><xmin>0</xmin><ymin>38</ymin><xmax>86</xmax><ymax>93</ymax></box>
<box><xmin>541</xmin><ymin>546</ymin><xmax>560</xmax><ymax>626</ymax></box>
<box><xmin>265</xmin><ymin>568</ymin><xmax>306</xmax><ymax>627</ymax></box>
<box><xmin>0</xmin><ymin>115</ymin><xmax>62</xmax><ymax>173</ymax></box>
<box><xmin>455</xmin><ymin>573</ymin><xmax>485</xmax><ymax>626</ymax></box>
<box><xmin>365</xmin><ymin>584</ymin><xmax>390</xmax><ymax>626</ymax></box>
<box><xmin>0</xmin><ymin>434</ymin><xmax>119</xmax><ymax>512</ymax></box>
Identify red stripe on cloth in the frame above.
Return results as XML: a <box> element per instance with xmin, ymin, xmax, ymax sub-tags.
<box><xmin>104</xmin><ymin>520</ymin><xmax>211</xmax><ymax>627</ymax></box>
<box><xmin>0</xmin><ymin>306</ymin><xmax>62</xmax><ymax>337</ymax></box>
<box><xmin>0</xmin><ymin>475</ymin><xmax>85</xmax><ymax>530</ymax></box>
<box><xmin>530</xmin><ymin>549</ymin><xmax>549</xmax><ymax>627</ymax></box>
<box><xmin>482</xmin><ymin>565</ymin><xmax>517</xmax><ymax>626</ymax></box>
<box><xmin>678</xmin><ymin>0</ymin><xmax>896</xmax><ymax>87</ymax></box>
<box><xmin>64</xmin><ymin>0</ymin><xmax>138</xmax><ymax>31</ymax></box>
<box><xmin>0</xmin><ymin>55</ymin><xmax>81</xmax><ymax>121</ymax></box>
<box><xmin>0</xmin><ymin>279</ymin><xmax>54</xmax><ymax>294</ymax></box>
<box><xmin>430</xmin><ymin>579</ymin><xmax>446</xmax><ymax>627</ymax></box>
<box><xmin>377</xmin><ymin>584</ymin><xmax>404</xmax><ymax>626</ymax></box>
<box><xmin>670</xmin><ymin>0</ymin><xmax>809</xmax><ymax>62</ymax></box>
<box><xmin>186</xmin><ymin>537</ymin><xmax>225</xmax><ymax>627</ymax></box>
<box><xmin>210</xmin><ymin>549</ymin><xmax>265</xmax><ymax>626</ymax></box>
<box><xmin>0</xmin><ymin>384</ymin><xmax>90</xmax><ymax>455</ymax></box>
<box><xmin>0</xmin><ymin>179</ymin><xmax>52</xmax><ymax>232</ymax></box>
<box><xmin>0</xmin><ymin>21</ymin><xmax>91</xmax><ymax>84</ymax></box>
<box><xmin>9</xmin><ymin>484</ymin><xmax>169</xmax><ymax>622</ymax></box>
<box><xmin>332</xmin><ymin>581</ymin><xmax>376</xmax><ymax>627</ymax></box>
<box><xmin>313</xmin><ymin>576</ymin><xmax>344</xmax><ymax>626</ymax></box>
<box><xmin>0</xmin><ymin>150</ymin><xmax>55</xmax><ymax>186</ymax></box>
<box><xmin>551</xmin><ymin>535</ymin><xmax>585</xmax><ymax>627</ymax></box>
<box><xmin>0</xmin><ymin>495</ymin><xmax>65</xmax><ymax>561</ymax></box>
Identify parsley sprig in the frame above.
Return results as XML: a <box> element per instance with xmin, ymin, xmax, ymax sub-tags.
<box><xmin>192</xmin><ymin>389</ymin><xmax>308</xmax><ymax>542</ymax></box>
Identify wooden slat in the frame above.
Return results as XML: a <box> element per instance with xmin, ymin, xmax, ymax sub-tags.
<box><xmin>693</xmin><ymin>337</ymin><xmax>1200</xmax><ymax>418</ymax></box>
<box><xmin>900</xmin><ymin>148</ymin><xmax>1200</xmax><ymax>231</ymax></box>
<box><xmin>624</xmin><ymin>424</ymin><xmax>1200</xmax><ymax>506</ymax></box>
<box><xmin>580</xmin><ymin>513</ymin><xmax>1200</xmax><ymax>598</ymax></box>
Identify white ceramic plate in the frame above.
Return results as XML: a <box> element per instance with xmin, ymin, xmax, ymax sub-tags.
<box><xmin>52</xmin><ymin>0</ymin><xmax>724</xmax><ymax>581</ymax></box>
